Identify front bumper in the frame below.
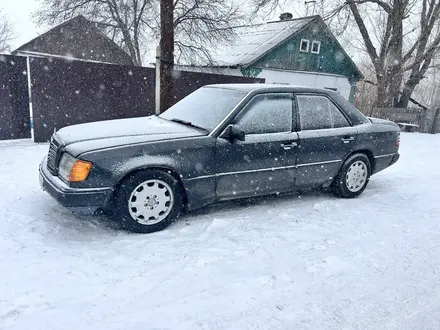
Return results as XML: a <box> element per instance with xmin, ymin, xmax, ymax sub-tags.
<box><xmin>39</xmin><ymin>157</ymin><xmax>113</xmax><ymax>215</ymax></box>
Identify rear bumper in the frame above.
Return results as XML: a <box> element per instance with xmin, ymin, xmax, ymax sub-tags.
<box><xmin>390</xmin><ymin>153</ymin><xmax>400</xmax><ymax>166</ymax></box>
<box><xmin>39</xmin><ymin>157</ymin><xmax>113</xmax><ymax>215</ymax></box>
<box><xmin>373</xmin><ymin>152</ymin><xmax>400</xmax><ymax>174</ymax></box>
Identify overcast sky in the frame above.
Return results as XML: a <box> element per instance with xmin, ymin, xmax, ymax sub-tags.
<box><xmin>0</xmin><ymin>0</ymin><xmax>45</xmax><ymax>50</ymax></box>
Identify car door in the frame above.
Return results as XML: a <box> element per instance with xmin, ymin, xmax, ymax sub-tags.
<box><xmin>215</xmin><ymin>92</ymin><xmax>299</xmax><ymax>199</ymax></box>
<box><xmin>294</xmin><ymin>93</ymin><xmax>358</xmax><ymax>187</ymax></box>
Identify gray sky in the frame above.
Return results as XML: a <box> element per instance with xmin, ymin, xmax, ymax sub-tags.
<box><xmin>1</xmin><ymin>0</ymin><xmax>44</xmax><ymax>50</ymax></box>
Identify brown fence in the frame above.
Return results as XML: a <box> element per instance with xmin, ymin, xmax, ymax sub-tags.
<box><xmin>29</xmin><ymin>56</ymin><xmax>264</xmax><ymax>142</ymax></box>
<box><xmin>30</xmin><ymin>57</ymin><xmax>156</xmax><ymax>142</ymax></box>
<box><xmin>0</xmin><ymin>55</ymin><xmax>31</xmax><ymax>140</ymax></box>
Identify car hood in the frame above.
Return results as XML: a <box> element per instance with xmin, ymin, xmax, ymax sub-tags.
<box><xmin>55</xmin><ymin>116</ymin><xmax>206</xmax><ymax>156</ymax></box>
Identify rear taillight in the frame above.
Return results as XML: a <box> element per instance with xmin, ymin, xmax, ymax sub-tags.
<box><xmin>395</xmin><ymin>134</ymin><xmax>400</xmax><ymax>148</ymax></box>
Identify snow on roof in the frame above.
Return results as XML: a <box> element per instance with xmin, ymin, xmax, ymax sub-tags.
<box><xmin>198</xmin><ymin>16</ymin><xmax>317</xmax><ymax>67</ymax></box>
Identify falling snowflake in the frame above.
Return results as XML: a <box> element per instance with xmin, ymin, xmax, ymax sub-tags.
<box><xmin>65</xmin><ymin>53</ymin><xmax>74</xmax><ymax>62</ymax></box>
<box><xmin>172</xmin><ymin>71</ymin><xmax>182</xmax><ymax>79</ymax></box>
<box><xmin>334</xmin><ymin>51</ymin><xmax>344</xmax><ymax>62</ymax></box>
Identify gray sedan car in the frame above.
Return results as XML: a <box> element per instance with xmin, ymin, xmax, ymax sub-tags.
<box><xmin>39</xmin><ymin>84</ymin><xmax>400</xmax><ymax>233</ymax></box>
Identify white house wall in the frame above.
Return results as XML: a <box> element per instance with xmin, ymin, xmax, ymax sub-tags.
<box><xmin>258</xmin><ymin>69</ymin><xmax>352</xmax><ymax>100</ymax></box>
<box><xmin>175</xmin><ymin>65</ymin><xmax>352</xmax><ymax>100</ymax></box>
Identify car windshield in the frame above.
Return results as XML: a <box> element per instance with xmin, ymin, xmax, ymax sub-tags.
<box><xmin>159</xmin><ymin>87</ymin><xmax>247</xmax><ymax>131</ymax></box>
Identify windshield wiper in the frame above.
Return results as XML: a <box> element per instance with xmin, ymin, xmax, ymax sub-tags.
<box><xmin>168</xmin><ymin>118</ymin><xmax>208</xmax><ymax>132</ymax></box>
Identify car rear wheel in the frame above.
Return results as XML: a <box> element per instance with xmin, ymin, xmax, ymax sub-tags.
<box><xmin>332</xmin><ymin>153</ymin><xmax>371</xmax><ymax>198</ymax></box>
<box><xmin>113</xmin><ymin>170</ymin><xmax>184</xmax><ymax>233</ymax></box>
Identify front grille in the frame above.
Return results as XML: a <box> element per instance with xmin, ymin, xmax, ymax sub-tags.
<box><xmin>47</xmin><ymin>137</ymin><xmax>61</xmax><ymax>175</ymax></box>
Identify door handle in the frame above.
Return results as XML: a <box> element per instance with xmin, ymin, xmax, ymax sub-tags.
<box><xmin>281</xmin><ymin>142</ymin><xmax>298</xmax><ymax>150</ymax></box>
<box><xmin>341</xmin><ymin>136</ymin><xmax>355</xmax><ymax>144</ymax></box>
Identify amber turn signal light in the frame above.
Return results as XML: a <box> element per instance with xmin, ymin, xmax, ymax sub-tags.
<box><xmin>68</xmin><ymin>160</ymin><xmax>93</xmax><ymax>182</ymax></box>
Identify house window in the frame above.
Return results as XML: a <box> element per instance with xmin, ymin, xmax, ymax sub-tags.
<box><xmin>300</xmin><ymin>39</ymin><xmax>309</xmax><ymax>52</ymax></box>
<box><xmin>311</xmin><ymin>40</ymin><xmax>321</xmax><ymax>54</ymax></box>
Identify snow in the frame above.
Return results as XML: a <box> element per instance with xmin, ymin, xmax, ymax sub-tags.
<box><xmin>1</xmin><ymin>133</ymin><xmax>440</xmax><ymax>329</ymax></box>
<box><xmin>188</xmin><ymin>17</ymin><xmax>315</xmax><ymax>66</ymax></box>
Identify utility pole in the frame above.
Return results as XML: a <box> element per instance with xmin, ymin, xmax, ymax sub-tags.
<box><xmin>159</xmin><ymin>0</ymin><xmax>174</xmax><ymax>113</ymax></box>
<box><xmin>305</xmin><ymin>0</ymin><xmax>317</xmax><ymax>16</ymax></box>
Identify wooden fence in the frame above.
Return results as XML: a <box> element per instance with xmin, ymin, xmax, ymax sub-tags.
<box><xmin>372</xmin><ymin>107</ymin><xmax>440</xmax><ymax>134</ymax></box>
<box><xmin>1</xmin><ymin>55</ymin><xmax>264</xmax><ymax>142</ymax></box>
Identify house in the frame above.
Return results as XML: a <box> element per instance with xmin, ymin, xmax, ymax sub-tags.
<box><xmin>13</xmin><ymin>15</ymin><xmax>133</xmax><ymax>66</ymax></box>
<box><xmin>176</xmin><ymin>14</ymin><xmax>363</xmax><ymax>102</ymax></box>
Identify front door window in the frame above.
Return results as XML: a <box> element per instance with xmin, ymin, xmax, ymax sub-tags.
<box><xmin>234</xmin><ymin>93</ymin><xmax>293</xmax><ymax>134</ymax></box>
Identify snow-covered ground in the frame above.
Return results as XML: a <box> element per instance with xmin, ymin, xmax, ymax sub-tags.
<box><xmin>1</xmin><ymin>133</ymin><xmax>440</xmax><ymax>330</ymax></box>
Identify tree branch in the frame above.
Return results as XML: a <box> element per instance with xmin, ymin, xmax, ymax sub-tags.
<box><xmin>353</xmin><ymin>0</ymin><xmax>392</xmax><ymax>13</ymax></box>
<box><xmin>346</xmin><ymin>0</ymin><xmax>379</xmax><ymax>68</ymax></box>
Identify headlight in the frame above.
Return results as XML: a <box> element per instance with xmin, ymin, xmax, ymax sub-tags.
<box><xmin>58</xmin><ymin>153</ymin><xmax>93</xmax><ymax>182</ymax></box>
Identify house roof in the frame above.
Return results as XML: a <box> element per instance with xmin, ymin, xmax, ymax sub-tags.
<box><xmin>206</xmin><ymin>16</ymin><xmax>317</xmax><ymax>67</ymax></box>
<box><xmin>15</xmin><ymin>16</ymin><xmax>89</xmax><ymax>52</ymax></box>
<box><xmin>191</xmin><ymin>15</ymin><xmax>363</xmax><ymax>80</ymax></box>
<box><xmin>13</xmin><ymin>15</ymin><xmax>133</xmax><ymax>65</ymax></box>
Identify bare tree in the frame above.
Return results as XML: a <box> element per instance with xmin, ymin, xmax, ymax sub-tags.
<box><xmin>253</xmin><ymin>0</ymin><xmax>440</xmax><ymax>109</ymax></box>
<box><xmin>0</xmin><ymin>10</ymin><xmax>14</xmax><ymax>53</ymax></box>
<box><xmin>35</xmin><ymin>0</ymin><xmax>245</xmax><ymax>66</ymax></box>
<box><xmin>397</xmin><ymin>0</ymin><xmax>440</xmax><ymax>107</ymax></box>
<box><xmin>157</xmin><ymin>0</ymin><xmax>245</xmax><ymax>111</ymax></box>
<box><xmin>160</xmin><ymin>0</ymin><xmax>174</xmax><ymax>112</ymax></box>
<box><xmin>353</xmin><ymin>58</ymin><xmax>378</xmax><ymax>114</ymax></box>
<box><xmin>173</xmin><ymin>0</ymin><xmax>245</xmax><ymax>64</ymax></box>
<box><xmin>35</xmin><ymin>0</ymin><xmax>154</xmax><ymax>66</ymax></box>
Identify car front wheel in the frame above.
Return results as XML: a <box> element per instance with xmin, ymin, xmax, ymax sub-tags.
<box><xmin>113</xmin><ymin>170</ymin><xmax>184</xmax><ymax>233</ymax></box>
<box><xmin>332</xmin><ymin>153</ymin><xmax>371</xmax><ymax>198</ymax></box>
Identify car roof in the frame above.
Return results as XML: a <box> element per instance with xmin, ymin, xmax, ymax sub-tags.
<box><xmin>205</xmin><ymin>83</ymin><xmax>333</xmax><ymax>94</ymax></box>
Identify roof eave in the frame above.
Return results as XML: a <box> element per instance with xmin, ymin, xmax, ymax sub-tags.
<box><xmin>313</xmin><ymin>16</ymin><xmax>364</xmax><ymax>81</ymax></box>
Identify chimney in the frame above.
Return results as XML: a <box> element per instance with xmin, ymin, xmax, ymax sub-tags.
<box><xmin>279</xmin><ymin>12</ymin><xmax>293</xmax><ymax>21</ymax></box>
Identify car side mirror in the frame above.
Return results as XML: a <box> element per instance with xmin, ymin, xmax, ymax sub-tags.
<box><xmin>219</xmin><ymin>124</ymin><xmax>245</xmax><ymax>142</ymax></box>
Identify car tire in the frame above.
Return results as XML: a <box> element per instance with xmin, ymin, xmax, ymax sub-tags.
<box><xmin>113</xmin><ymin>169</ymin><xmax>184</xmax><ymax>233</ymax></box>
<box><xmin>331</xmin><ymin>153</ymin><xmax>371</xmax><ymax>198</ymax></box>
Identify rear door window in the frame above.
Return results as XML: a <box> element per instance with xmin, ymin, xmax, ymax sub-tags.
<box><xmin>296</xmin><ymin>94</ymin><xmax>349</xmax><ymax>130</ymax></box>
